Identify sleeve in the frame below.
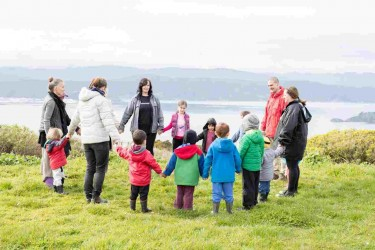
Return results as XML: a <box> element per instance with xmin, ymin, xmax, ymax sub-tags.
<box><xmin>54</xmin><ymin>137</ymin><xmax>70</xmax><ymax>150</ymax></box>
<box><xmin>203</xmin><ymin>147</ymin><xmax>213</xmax><ymax>178</ymax></box>
<box><xmin>43</xmin><ymin>100</ymin><xmax>55</xmax><ymax>134</ymax></box>
<box><xmin>261</xmin><ymin>99</ymin><xmax>270</xmax><ymax>131</ymax></box>
<box><xmin>119</xmin><ymin>98</ymin><xmax>135</xmax><ymax>131</ymax></box>
<box><xmin>147</xmin><ymin>154</ymin><xmax>163</xmax><ymax>174</ymax></box>
<box><xmin>239</xmin><ymin>136</ymin><xmax>250</xmax><ymax>161</ymax></box>
<box><xmin>274</xmin><ymin>144</ymin><xmax>285</xmax><ymax>157</ymax></box>
<box><xmin>109</xmin><ymin>99</ymin><xmax>120</xmax><ymax>129</ymax></box>
<box><xmin>231</xmin><ymin>129</ymin><xmax>240</xmax><ymax>143</ymax></box>
<box><xmin>163</xmin><ymin>153</ymin><xmax>177</xmax><ymax>176</ymax></box>
<box><xmin>278</xmin><ymin>108</ymin><xmax>300</xmax><ymax>146</ymax></box>
<box><xmin>68</xmin><ymin>107</ymin><xmax>81</xmax><ymax>135</ymax></box>
<box><xmin>233</xmin><ymin>145</ymin><xmax>242</xmax><ymax>173</ymax></box>
<box><xmin>198</xmin><ymin>154</ymin><xmax>205</xmax><ymax>176</ymax></box>
<box><xmin>156</xmin><ymin>97</ymin><xmax>164</xmax><ymax>130</ymax></box>
<box><xmin>97</xmin><ymin>98</ymin><xmax>121</xmax><ymax>142</ymax></box>
<box><xmin>162</xmin><ymin>117</ymin><xmax>173</xmax><ymax>133</ymax></box>
<box><xmin>116</xmin><ymin>146</ymin><xmax>130</xmax><ymax>160</ymax></box>
<box><xmin>196</xmin><ymin>131</ymin><xmax>204</xmax><ymax>142</ymax></box>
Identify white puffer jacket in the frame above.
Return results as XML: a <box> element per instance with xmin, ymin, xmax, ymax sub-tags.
<box><xmin>68</xmin><ymin>88</ymin><xmax>120</xmax><ymax>144</ymax></box>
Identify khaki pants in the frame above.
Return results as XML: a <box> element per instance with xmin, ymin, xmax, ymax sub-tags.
<box><xmin>40</xmin><ymin>148</ymin><xmax>52</xmax><ymax>180</ymax></box>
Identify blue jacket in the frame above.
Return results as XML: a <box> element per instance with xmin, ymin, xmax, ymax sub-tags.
<box><xmin>203</xmin><ymin>138</ymin><xmax>242</xmax><ymax>183</ymax></box>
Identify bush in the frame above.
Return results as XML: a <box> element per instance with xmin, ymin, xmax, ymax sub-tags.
<box><xmin>0</xmin><ymin>125</ymin><xmax>41</xmax><ymax>157</ymax></box>
<box><xmin>154</xmin><ymin>140</ymin><xmax>172</xmax><ymax>150</ymax></box>
<box><xmin>0</xmin><ymin>153</ymin><xmax>40</xmax><ymax>165</ymax></box>
<box><xmin>306</xmin><ymin>129</ymin><xmax>375</xmax><ymax>164</ymax></box>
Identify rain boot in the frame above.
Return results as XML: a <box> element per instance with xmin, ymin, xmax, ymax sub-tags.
<box><xmin>130</xmin><ymin>199</ymin><xmax>136</xmax><ymax>211</ymax></box>
<box><xmin>141</xmin><ymin>200</ymin><xmax>152</xmax><ymax>213</ymax></box>
<box><xmin>225</xmin><ymin>201</ymin><xmax>233</xmax><ymax>214</ymax></box>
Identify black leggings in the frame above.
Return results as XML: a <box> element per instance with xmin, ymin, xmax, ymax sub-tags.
<box><xmin>146</xmin><ymin>133</ymin><xmax>157</xmax><ymax>155</ymax></box>
<box><xmin>286</xmin><ymin>159</ymin><xmax>300</xmax><ymax>193</ymax></box>
<box><xmin>172</xmin><ymin>138</ymin><xmax>184</xmax><ymax>151</ymax></box>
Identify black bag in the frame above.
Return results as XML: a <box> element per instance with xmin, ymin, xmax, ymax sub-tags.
<box><xmin>299</xmin><ymin>103</ymin><xmax>312</xmax><ymax>123</ymax></box>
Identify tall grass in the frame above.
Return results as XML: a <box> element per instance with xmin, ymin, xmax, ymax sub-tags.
<box><xmin>0</xmin><ymin>151</ymin><xmax>374</xmax><ymax>249</ymax></box>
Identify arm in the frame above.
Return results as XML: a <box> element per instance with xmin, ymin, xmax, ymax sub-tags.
<box><xmin>278</xmin><ymin>108</ymin><xmax>300</xmax><ymax>146</ymax></box>
<box><xmin>162</xmin><ymin>117</ymin><xmax>173</xmax><ymax>133</ymax></box>
<box><xmin>233</xmin><ymin>145</ymin><xmax>242</xmax><ymax>173</ymax></box>
<box><xmin>198</xmin><ymin>154</ymin><xmax>205</xmax><ymax>177</ymax></box>
<box><xmin>156</xmin><ymin>97</ymin><xmax>164</xmax><ymax>131</ymax></box>
<box><xmin>116</xmin><ymin>146</ymin><xmax>130</xmax><ymax>160</ymax></box>
<box><xmin>98</xmin><ymin>98</ymin><xmax>121</xmax><ymax>142</ymax></box>
<box><xmin>261</xmin><ymin>99</ymin><xmax>270</xmax><ymax>131</ymax></box>
<box><xmin>119</xmin><ymin>98</ymin><xmax>136</xmax><ymax>131</ymax></box>
<box><xmin>196</xmin><ymin>131</ymin><xmax>204</xmax><ymax>142</ymax></box>
<box><xmin>147</xmin><ymin>154</ymin><xmax>163</xmax><ymax>174</ymax></box>
<box><xmin>231</xmin><ymin>129</ymin><xmax>240</xmax><ymax>142</ymax></box>
<box><xmin>239</xmin><ymin>136</ymin><xmax>250</xmax><ymax>160</ymax></box>
<box><xmin>203</xmin><ymin>147</ymin><xmax>213</xmax><ymax>179</ymax></box>
<box><xmin>274</xmin><ymin>144</ymin><xmax>285</xmax><ymax>157</ymax></box>
<box><xmin>43</xmin><ymin>100</ymin><xmax>55</xmax><ymax>134</ymax></box>
<box><xmin>68</xmin><ymin>108</ymin><xmax>81</xmax><ymax>136</ymax></box>
<box><xmin>163</xmin><ymin>153</ymin><xmax>177</xmax><ymax>176</ymax></box>
<box><xmin>54</xmin><ymin>137</ymin><xmax>70</xmax><ymax>150</ymax></box>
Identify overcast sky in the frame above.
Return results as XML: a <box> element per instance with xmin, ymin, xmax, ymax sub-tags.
<box><xmin>1</xmin><ymin>0</ymin><xmax>374</xmax><ymax>73</ymax></box>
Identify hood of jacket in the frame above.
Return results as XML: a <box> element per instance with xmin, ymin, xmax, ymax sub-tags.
<box><xmin>78</xmin><ymin>88</ymin><xmax>100</xmax><ymax>102</ymax></box>
<box><xmin>175</xmin><ymin>144</ymin><xmax>202</xmax><ymax>159</ymax></box>
<box><xmin>246</xmin><ymin>129</ymin><xmax>264</xmax><ymax>144</ymax></box>
<box><xmin>214</xmin><ymin>138</ymin><xmax>233</xmax><ymax>153</ymax></box>
<box><xmin>203</xmin><ymin>118</ymin><xmax>217</xmax><ymax>130</ymax></box>
<box><xmin>128</xmin><ymin>145</ymin><xmax>147</xmax><ymax>162</ymax></box>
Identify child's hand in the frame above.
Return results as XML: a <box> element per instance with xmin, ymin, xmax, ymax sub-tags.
<box><xmin>161</xmin><ymin>173</ymin><xmax>167</xmax><ymax>178</ymax></box>
<box><xmin>202</xmin><ymin>178</ymin><xmax>208</xmax><ymax>180</ymax></box>
<box><xmin>157</xmin><ymin>130</ymin><xmax>163</xmax><ymax>135</ymax></box>
<box><xmin>65</xmin><ymin>134</ymin><xmax>71</xmax><ymax>140</ymax></box>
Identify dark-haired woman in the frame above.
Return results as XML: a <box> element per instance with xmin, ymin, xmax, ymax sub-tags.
<box><xmin>119</xmin><ymin>78</ymin><xmax>164</xmax><ymax>155</ymax></box>
<box><xmin>38</xmin><ymin>77</ymin><xmax>75</xmax><ymax>188</ymax></box>
<box><xmin>274</xmin><ymin>86</ymin><xmax>309</xmax><ymax>197</ymax></box>
<box><xmin>68</xmin><ymin>77</ymin><xmax>120</xmax><ymax>203</ymax></box>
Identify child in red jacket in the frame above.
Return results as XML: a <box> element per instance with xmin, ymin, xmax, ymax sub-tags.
<box><xmin>116</xmin><ymin>129</ymin><xmax>162</xmax><ymax>213</ymax></box>
<box><xmin>44</xmin><ymin>128</ymin><xmax>70</xmax><ymax>194</ymax></box>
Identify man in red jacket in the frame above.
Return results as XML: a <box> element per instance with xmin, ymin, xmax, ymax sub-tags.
<box><xmin>261</xmin><ymin>77</ymin><xmax>287</xmax><ymax>180</ymax></box>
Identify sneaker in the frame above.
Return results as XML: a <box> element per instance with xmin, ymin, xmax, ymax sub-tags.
<box><xmin>276</xmin><ymin>191</ymin><xmax>295</xmax><ymax>197</ymax></box>
<box><xmin>93</xmin><ymin>197</ymin><xmax>108</xmax><ymax>204</ymax></box>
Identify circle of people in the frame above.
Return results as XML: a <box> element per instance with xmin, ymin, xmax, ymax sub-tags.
<box><xmin>39</xmin><ymin>76</ymin><xmax>309</xmax><ymax>214</ymax></box>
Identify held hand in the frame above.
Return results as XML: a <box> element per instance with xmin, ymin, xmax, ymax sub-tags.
<box><xmin>202</xmin><ymin>178</ymin><xmax>208</xmax><ymax>180</ymax></box>
<box><xmin>161</xmin><ymin>173</ymin><xmax>167</xmax><ymax>178</ymax></box>
<box><xmin>261</xmin><ymin>130</ymin><xmax>266</xmax><ymax>136</ymax></box>
<box><xmin>65</xmin><ymin>134</ymin><xmax>71</xmax><ymax>140</ymax></box>
<box><xmin>118</xmin><ymin>129</ymin><xmax>124</xmax><ymax>134</ymax></box>
<box><xmin>76</xmin><ymin>128</ymin><xmax>81</xmax><ymax>136</ymax></box>
<box><xmin>157</xmin><ymin>130</ymin><xmax>163</xmax><ymax>135</ymax></box>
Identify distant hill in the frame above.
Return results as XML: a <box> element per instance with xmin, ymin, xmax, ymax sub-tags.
<box><xmin>331</xmin><ymin>112</ymin><xmax>375</xmax><ymax>124</ymax></box>
<box><xmin>0</xmin><ymin>66</ymin><xmax>374</xmax><ymax>103</ymax></box>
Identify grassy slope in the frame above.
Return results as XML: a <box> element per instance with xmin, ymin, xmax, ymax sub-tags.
<box><xmin>0</xmin><ymin>151</ymin><xmax>374</xmax><ymax>249</ymax></box>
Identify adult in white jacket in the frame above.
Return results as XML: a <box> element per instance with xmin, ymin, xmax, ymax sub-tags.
<box><xmin>68</xmin><ymin>77</ymin><xmax>120</xmax><ymax>204</ymax></box>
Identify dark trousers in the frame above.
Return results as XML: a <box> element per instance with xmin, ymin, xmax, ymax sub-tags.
<box><xmin>242</xmin><ymin>169</ymin><xmax>260</xmax><ymax>208</ymax></box>
<box><xmin>130</xmin><ymin>184</ymin><xmax>150</xmax><ymax>201</ymax></box>
<box><xmin>286</xmin><ymin>159</ymin><xmax>300</xmax><ymax>193</ymax></box>
<box><xmin>172</xmin><ymin>138</ymin><xmax>184</xmax><ymax>151</ymax></box>
<box><xmin>83</xmin><ymin>142</ymin><xmax>109</xmax><ymax>199</ymax></box>
<box><xmin>174</xmin><ymin>185</ymin><xmax>195</xmax><ymax>210</ymax></box>
<box><xmin>146</xmin><ymin>133</ymin><xmax>157</xmax><ymax>155</ymax></box>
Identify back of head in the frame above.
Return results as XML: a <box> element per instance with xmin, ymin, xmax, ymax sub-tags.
<box><xmin>183</xmin><ymin>130</ymin><xmax>197</xmax><ymax>144</ymax></box>
<box><xmin>132</xmin><ymin>129</ymin><xmax>147</xmax><ymax>145</ymax></box>
<box><xmin>46</xmin><ymin>128</ymin><xmax>62</xmax><ymax>140</ymax></box>
<box><xmin>48</xmin><ymin>77</ymin><xmax>63</xmax><ymax>92</ymax></box>
<box><xmin>215</xmin><ymin>122</ymin><xmax>230</xmax><ymax>138</ymax></box>
<box><xmin>89</xmin><ymin>77</ymin><xmax>107</xmax><ymax>89</ymax></box>
<box><xmin>286</xmin><ymin>86</ymin><xmax>306</xmax><ymax>105</ymax></box>
<box><xmin>240</xmin><ymin>110</ymin><xmax>250</xmax><ymax>117</ymax></box>
<box><xmin>242</xmin><ymin>114</ymin><xmax>260</xmax><ymax>131</ymax></box>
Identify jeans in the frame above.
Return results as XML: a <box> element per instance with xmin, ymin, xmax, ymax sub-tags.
<box><xmin>83</xmin><ymin>142</ymin><xmax>110</xmax><ymax>199</ymax></box>
<box><xmin>130</xmin><ymin>184</ymin><xmax>150</xmax><ymax>201</ymax></box>
<box><xmin>259</xmin><ymin>181</ymin><xmax>270</xmax><ymax>194</ymax></box>
<box><xmin>212</xmin><ymin>182</ymin><xmax>234</xmax><ymax>203</ymax></box>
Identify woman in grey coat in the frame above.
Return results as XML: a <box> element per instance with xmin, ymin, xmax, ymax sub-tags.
<box><xmin>119</xmin><ymin>78</ymin><xmax>164</xmax><ymax>155</ymax></box>
<box><xmin>38</xmin><ymin>77</ymin><xmax>78</xmax><ymax>188</ymax></box>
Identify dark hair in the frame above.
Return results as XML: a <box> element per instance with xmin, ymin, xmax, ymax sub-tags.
<box><xmin>89</xmin><ymin>77</ymin><xmax>108</xmax><ymax>89</ymax></box>
<box><xmin>132</xmin><ymin>129</ymin><xmax>147</xmax><ymax>145</ymax></box>
<box><xmin>48</xmin><ymin>77</ymin><xmax>63</xmax><ymax>92</ymax></box>
<box><xmin>215</xmin><ymin>122</ymin><xmax>230</xmax><ymax>138</ymax></box>
<box><xmin>240</xmin><ymin>110</ymin><xmax>250</xmax><ymax>117</ymax></box>
<box><xmin>137</xmin><ymin>78</ymin><xmax>153</xmax><ymax>96</ymax></box>
<box><xmin>286</xmin><ymin>86</ymin><xmax>306</xmax><ymax>106</ymax></box>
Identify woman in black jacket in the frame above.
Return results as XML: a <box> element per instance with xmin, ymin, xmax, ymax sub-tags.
<box><xmin>274</xmin><ymin>86</ymin><xmax>309</xmax><ymax>197</ymax></box>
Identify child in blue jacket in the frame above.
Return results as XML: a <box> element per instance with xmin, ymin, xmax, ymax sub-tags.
<box><xmin>203</xmin><ymin>122</ymin><xmax>242</xmax><ymax>214</ymax></box>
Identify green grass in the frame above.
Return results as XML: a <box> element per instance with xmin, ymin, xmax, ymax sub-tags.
<box><xmin>0</xmin><ymin>152</ymin><xmax>374</xmax><ymax>249</ymax></box>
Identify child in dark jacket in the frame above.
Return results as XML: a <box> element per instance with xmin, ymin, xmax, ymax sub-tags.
<box><xmin>203</xmin><ymin>123</ymin><xmax>242</xmax><ymax>214</ymax></box>
<box><xmin>116</xmin><ymin>129</ymin><xmax>162</xmax><ymax>213</ymax></box>
<box><xmin>163</xmin><ymin>130</ymin><xmax>204</xmax><ymax>210</ymax></box>
<box><xmin>44</xmin><ymin>128</ymin><xmax>70</xmax><ymax>194</ymax></box>
<box><xmin>196</xmin><ymin>117</ymin><xmax>217</xmax><ymax>155</ymax></box>
<box><xmin>162</xmin><ymin>100</ymin><xmax>190</xmax><ymax>151</ymax></box>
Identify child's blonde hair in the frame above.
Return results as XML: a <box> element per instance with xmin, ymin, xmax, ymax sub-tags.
<box><xmin>47</xmin><ymin>128</ymin><xmax>63</xmax><ymax>140</ymax></box>
<box><xmin>178</xmin><ymin>100</ymin><xmax>187</xmax><ymax>107</ymax></box>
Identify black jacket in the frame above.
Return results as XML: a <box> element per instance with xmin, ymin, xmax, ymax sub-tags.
<box><xmin>274</xmin><ymin>100</ymin><xmax>309</xmax><ymax>161</ymax></box>
<box><xmin>197</xmin><ymin>118</ymin><xmax>217</xmax><ymax>153</ymax></box>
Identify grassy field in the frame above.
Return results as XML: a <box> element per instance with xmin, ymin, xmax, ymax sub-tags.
<box><xmin>0</xmin><ymin>150</ymin><xmax>374</xmax><ymax>249</ymax></box>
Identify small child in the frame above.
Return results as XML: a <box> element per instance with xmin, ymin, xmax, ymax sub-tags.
<box><xmin>239</xmin><ymin>114</ymin><xmax>264</xmax><ymax>210</ymax></box>
<box><xmin>196</xmin><ymin>117</ymin><xmax>217</xmax><ymax>155</ymax></box>
<box><xmin>116</xmin><ymin>129</ymin><xmax>162</xmax><ymax>213</ymax></box>
<box><xmin>162</xmin><ymin>100</ymin><xmax>190</xmax><ymax>151</ymax></box>
<box><xmin>259</xmin><ymin>137</ymin><xmax>284</xmax><ymax>202</ymax></box>
<box><xmin>231</xmin><ymin>110</ymin><xmax>250</xmax><ymax>143</ymax></box>
<box><xmin>162</xmin><ymin>130</ymin><xmax>204</xmax><ymax>210</ymax></box>
<box><xmin>44</xmin><ymin>128</ymin><xmax>70</xmax><ymax>194</ymax></box>
<box><xmin>203</xmin><ymin>123</ymin><xmax>242</xmax><ymax>214</ymax></box>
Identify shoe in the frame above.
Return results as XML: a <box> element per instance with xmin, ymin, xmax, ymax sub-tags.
<box><xmin>44</xmin><ymin>177</ymin><xmax>54</xmax><ymax>188</ymax></box>
<box><xmin>130</xmin><ymin>199</ymin><xmax>136</xmax><ymax>211</ymax></box>
<box><xmin>212</xmin><ymin>202</ymin><xmax>220</xmax><ymax>214</ymax></box>
<box><xmin>55</xmin><ymin>185</ymin><xmax>68</xmax><ymax>195</ymax></box>
<box><xmin>140</xmin><ymin>200</ymin><xmax>152</xmax><ymax>213</ymax></box>
<box><xmin>86</xmin><ymin>199</ymin><xmax>91</xmax><ymax>204</ymax></box>
<box><xmin>278</xmin><ymin>190</ymin><xmax>288</xmax><ymax>195</ymax></box>
<box><xmin>93</xmin><ymin>196</ymin><xmax>108</xmax><ymax>204</ymax></box>
<box><xmin>225</xmin><ymin>202</ymin><xmax>233</xmax><ymax>214</ymax></box>
<box><xmin>259</xmin><ymin>193</ymin><xmax>268</xmax><ymax>202</ymax></box>
<box><xmin>276</xmin><ymin>190</ymin><xmax>295</xmax><ymax>197</ymax></box>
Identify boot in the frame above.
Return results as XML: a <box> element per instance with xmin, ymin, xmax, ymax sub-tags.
<box><xmin>259</xmin><ymin>193</ymin><xmax>268</xmax><ymax>202</ymax></box>
<box><xmin>212</xmin><ymin>202</ymin><xmax>220</xmax><ymax>214</ymax></box>
<box><xmin>140</xmin><ymin>200</ymin><xmax>152</xmax><ymax>213</ymax></box>
<box><xmin>225</xmin><ymin>201</ymin><xmax>233</xmax><ymax>214</ymax></box>
<box><xmin>55</xmin><ymin>185</ymin><xmax>68</xmax><ymax>195</ymax></box>
<box><xmin>130</xmin><ymin>200</ymin><xmax>136</xmax><ymax>211</ymax></box>
<box><xmin>44</xmin><ymin>177</ymin><xmax>54</xmax><ymax>188</ymax></box>
<box><xmin>93</xmin><ymin>196</ymin><xmax>108</xmax><ymax>204</ymax></box>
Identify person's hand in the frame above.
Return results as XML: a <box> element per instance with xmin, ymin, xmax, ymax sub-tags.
<box><xmin>118</xmin><ymin>129</ymin><xmax>124</xmax><ymax>134</ymax></box>
<box><xmin>157</xmin><ymin>130</ymin><xmax>163</xmax><ymax>135</ymax></box>
<box><xmin>76</xmin><ymin>128</ymin><xmax>81</xmax><ymax>136</ymax></box>
<box><xmin>65</xmin><ymin>134</ymin><xmax>71</xmax><ymax>139</ymax></box>
<box><xmin>161</xmin><ymin>173</ymin><xmax>167</xmax><ymax>178</ymax></box>
<box><xmin>261</xmin><ymin>130</ymin><xmax>266</xmax><ymax>136</ymax></box>
<box><xmin>202</xmin><ymin>178</ymin><xmax>208</xmax><ymax>180</ymax></box>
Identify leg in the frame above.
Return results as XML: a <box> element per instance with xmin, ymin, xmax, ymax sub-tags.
<box><xmin>242</xmin><ymin>169</ymin><xmax>253</xmax><ymax>209</ymax></box>
<box><xmin>286</xmin><ymin>159</ymin><xmax>299</xmax><ymax>194</ymax></box>
<box><xmin>41</xmin><ymin>148</ymin><xmax>53</xmax><ymax>187</ymax></box>
<box><xmin>253</xmin><ymin>171</ymin><xmax>260</xmax><ymax>206</ymax></box>
<box><xmin>83</xmin><ymin>144</ymin><xmax>96</xmax><ymax>200</ymax></box>
<box><xmin>222</xmin><ymin>182</ymin><xmax>234</xmax><ymax>214</ymax></box>
<box><xmin>146</xmin><ymin>133</ymin><xmax>157</xmax><ymax>155</ymax></box>
<box><xmin>92</xmin><ymin>142</ymin><xmax>110</xmax><ymax>200</ymax></box>
<box><xmin>212</xmin><ymin>183</ymin><xmax>222</xmax><ymax>213</ymax></box>
<box><xmin>52</xmin><ymin>168</ymin><xmax>63</xmax><ymax>188</ymax></box>
<box><xmin>139</xmin><ymin>185</ymin><xmax>151</xmax><ymax>213</ymax></box>
<box><xmin>182</xmin><ymin>186</ymin><xmax>195</xmax><ymax>210</ymax></box>
<box><xmin>174</xmin><ymin>185</ymin><xmax>184</xmax><ymax>209</ymax></box>
<box><xmin>172</xmin><ymin>138</ymin><xmax>183</xmax><ymax>151</ymax></box>
<box><xmin>295</xmin><ymin>164</ymin><xmax>300</xmax><ymax>192</ymax></box>
<box><xmin>130</xmin><ymin>184</ymin><xmax>140</xmax><ymax>210</ymax></box>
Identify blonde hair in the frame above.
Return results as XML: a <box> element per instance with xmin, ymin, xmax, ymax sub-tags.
<box><xmin>46</xmin><ymin>128</ymin><xmax>63</xmax><ymax>140</ymax></box>
<box><xmin>178</xmin><ymin>100</ymin><xmax>187</xmax><ymax>107</ymax></box>
<box><xmin>89</xmin><ymin>77</ymin><xmax>107</xmax><ymax>89</ymax></box>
